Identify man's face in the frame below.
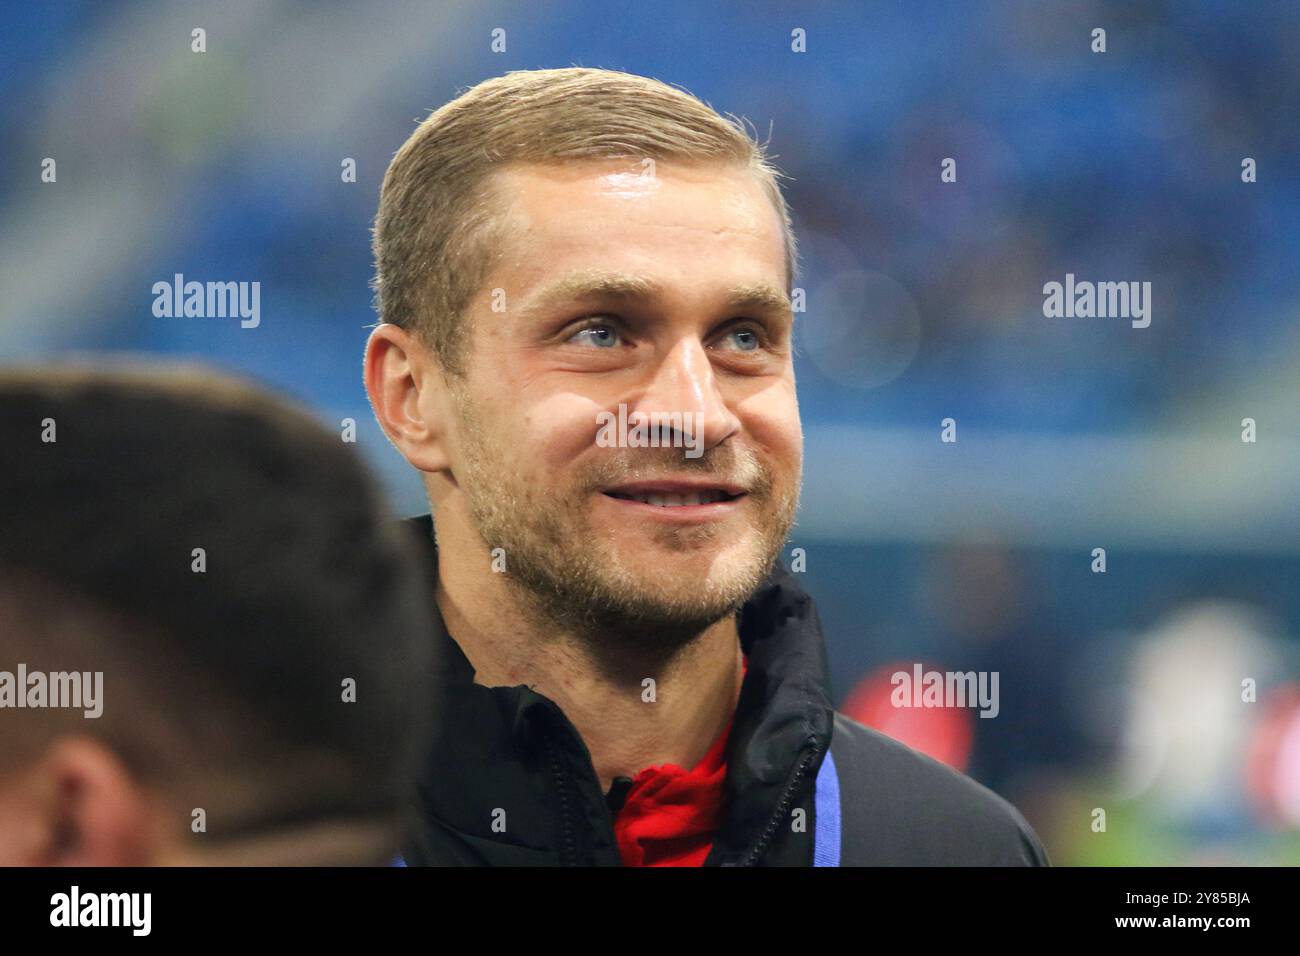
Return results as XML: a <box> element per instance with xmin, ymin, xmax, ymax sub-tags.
<box><xmin>447</xmin><ymin>158</ymin><xmax>802</xmax><ymax>643</ymax></box>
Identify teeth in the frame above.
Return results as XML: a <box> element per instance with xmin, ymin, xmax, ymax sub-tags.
<box><xmin>620</xmin><ymin>490</ymin><xmax>729</xmax><ymax>506</ymax></box>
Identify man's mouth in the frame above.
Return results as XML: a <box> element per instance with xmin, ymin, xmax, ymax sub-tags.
<box><xmin>601</xmin><ymin>480</ymin><xmax>746</xmax><ymax>509</ymax></box>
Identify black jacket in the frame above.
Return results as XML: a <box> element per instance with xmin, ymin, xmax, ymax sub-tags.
<box><xmin>401</xmin><ymin>515</ymin><xmax>1050</xmax><ymax>866</ymax></box>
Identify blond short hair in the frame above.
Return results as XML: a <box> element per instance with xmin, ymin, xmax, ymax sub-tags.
<box><xmin>371</xmin><ymin>67</ymin><xmax>798</xmax><ymax>375</ymax></box>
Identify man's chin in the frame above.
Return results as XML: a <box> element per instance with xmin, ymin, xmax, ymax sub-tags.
<box><xmin>605</xmin><ymin>533</ymin><xmax>763</xmax><ymax>581</ymax></box>
<box><xmin>579</xmin><ymin>551</ymin><xmax>777</xmax><ymax>636</ymax></box>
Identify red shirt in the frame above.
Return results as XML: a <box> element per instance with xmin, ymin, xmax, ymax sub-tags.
<box><xmin>613</xmin><ymin>656</ymin><xmax>746</xmax><ymax>866</ymax></box>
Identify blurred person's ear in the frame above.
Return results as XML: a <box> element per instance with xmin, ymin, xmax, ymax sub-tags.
<box><xmin>0</xmin><ymin>737</ymin><xmax>158</xmax><ymax>866</ymax></box>
<box><xmin>364</xmin><ymin>324</ymin><xmax>456</xmax><ymax>475</ymax></box>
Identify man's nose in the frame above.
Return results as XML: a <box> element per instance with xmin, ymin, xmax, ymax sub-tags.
<box><xmin>628</xmin><ymin>338</ymin><xmax>740</xmax><ymax>455</ymax></box>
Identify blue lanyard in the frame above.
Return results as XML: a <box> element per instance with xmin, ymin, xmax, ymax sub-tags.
<box><xmin>812</xmin><ymin>749</ymin><xmax>841</xmax><ymax>867</ymax></box>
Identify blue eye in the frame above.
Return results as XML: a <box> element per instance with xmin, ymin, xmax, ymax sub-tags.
<box><xmin>571</xmin><ymin>323</ymin><xmax>621</xmax><ymax>348</ymax></box>
<box><xmin>726</xmin><ymin>327</ymin><xmax>761</xmax><ymax>351</ymax></box>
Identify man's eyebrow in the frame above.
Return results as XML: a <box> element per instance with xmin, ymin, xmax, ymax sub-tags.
<box><xmin>518</xmin><ymin>271</ymin><xmax>792</xmax><ymax>319</ymax></box>
<box><xmin>519</xmin><ymin>271</ymin><xmax>662</xmax><ymax>316</ymax></box>
<box><xmin>722</xmin><ymin>283</ymin><xmax>793</xmax><ymax>318</ymax></box>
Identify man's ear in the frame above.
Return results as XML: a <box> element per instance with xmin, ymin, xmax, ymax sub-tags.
<box><xmin>364</xmin><ymin>324</ymin><xmax>455</xmax><ymax>474</ymax></box>
<box><xmin>16</xmin><ymin>737</ymin><xmax>158</xmax><ymax>866</ymax></box>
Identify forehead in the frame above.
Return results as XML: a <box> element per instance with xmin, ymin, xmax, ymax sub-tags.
<box><xmin>482</xmin><ymin>159</ymin><xmax>789</xmax><ymax>295</ymax></box>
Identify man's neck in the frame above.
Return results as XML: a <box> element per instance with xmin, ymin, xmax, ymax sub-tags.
<box><xmin>432</xmin><ymin>523</ymin><xmax>744</xmax><ymax>793</ymax></box>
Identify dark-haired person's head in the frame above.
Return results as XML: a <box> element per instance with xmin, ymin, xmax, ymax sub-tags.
<box><xmin>0</xmin><ymin>365</ymin><xmax>432</xmax><ymax>865</ymax></box>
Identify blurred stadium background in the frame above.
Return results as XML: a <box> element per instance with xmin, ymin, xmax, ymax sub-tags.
<box><xmin>3</xmin><ymin>0</ymin><xmax>1298</xmax><ymax>864</ymax></box>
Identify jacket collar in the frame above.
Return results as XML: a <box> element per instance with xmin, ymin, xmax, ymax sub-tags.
<box><xmin>404</xmin><ymin>514</ymin><xmax>835</xmax><ymax>865</ymax></box>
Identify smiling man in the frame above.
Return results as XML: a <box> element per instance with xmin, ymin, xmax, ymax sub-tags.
<box><xmin>365</xmin><ymin>67</ymin><xmax>1049</xmax><ymax>866</ymax></box>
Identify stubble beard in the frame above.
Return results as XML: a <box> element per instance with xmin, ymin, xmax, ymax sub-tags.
<box><xmin>452</xmin><ymin>398</ymin><xmax>800</xmax><ymax>653</ymax></box>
